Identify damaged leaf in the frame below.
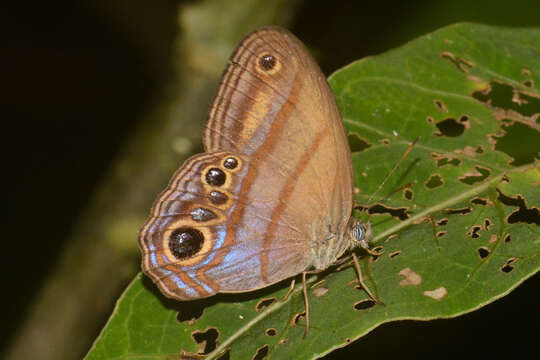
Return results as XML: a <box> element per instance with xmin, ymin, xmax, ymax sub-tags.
<box><xmin>86</xmin><ymin>23</ymin><xmax>540</xmax><ymax>360</ymax></box>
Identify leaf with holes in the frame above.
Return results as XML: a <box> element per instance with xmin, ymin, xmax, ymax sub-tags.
<box><xmin>85</xmin><ymin>23</ymin><xmax>540</xmax><ymax>360</ymax></box>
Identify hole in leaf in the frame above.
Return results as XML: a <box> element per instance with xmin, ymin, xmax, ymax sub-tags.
<box><xmin>471</xmin><ymin>197</ymin><xmax>489</xmax><ymax>206</ymax></box>
<box><xmin>256</xmin><ymin>297</ymin><xmax>277</xmax><ymax>312</ymax></box>
<box><xmin>433</xmin><ymin>116</ymin><xmax>468</xmax><ymax>137</ymax></box>
<box><xmin>358</xmin><ymin>203</ymin><xmax>409</xmax><ymax>220</ymax></box>
<box><xmin>389</xmin><ymin>251</ymin><xmax>401</xmax><ymax>259</ymax></box>
<box><xmin>345</xmin><ymin>338</ymin><xmax>352</xmax><ymax>343</ymax></box>
<box><xmin>467</xmin><ymin>225</ymin><xmax>482</xmax><ymax>239</ymax></box>
<box><xmin>437</xmin><ymin>157</ymin><xmax>461</xmax><ymax>167</ymax></box>
<box><xmin>478</xmin><ymin>247</ymin><xmax>490</xmax><ymax>259</ymax></box>
<box><xmin>403</xmin><ymin>188</ymin><xmax>414</xmax><ymax>200</ymax></box>
<box><xmin>483</xmin><ymin>218</ymin><xmax>493</xmax><ymax>230</ymax></box>
<box><xmin>265</xmin><ymin>328</ymin><xmax>277</xmax><ymax>336</ymax></box>
<box><xmin>436</xmin><ymin>231</ymin><xmax>447</xmax><ymax>238</ymax></box>
<box><xmin>444</xmin><ymin>207</ymin><xmax>472</xmax><ymax>215</ymax></box>
<box><xmin>278</xmin><ymin>338</ymin><xmax>288</xmax><ymax>345</ymax></box>
<box><xmin>504</xmin><ymin>234</ymin><xmax>512</xmax><ymax>243</ymax></box>
<box><xmin>431</xmin><ymin>152</ymin><xmax>462</xmax><ymax>167</ymax></box>
<box><xmin>252</xmin><ymin>345</ymin><xmax>269</xmax><ymax>360</ymax></box>
<box><xmin>177</xmin><ymin>303</ymin><xmax>205</xmax><ymax>324</ymax></box>
<box><xmin>491</xmin><ymin>122</ymin><xmax>540</xmax><ymax>166</ymax></box>
<box><xmin>425</xmin><ymin>174</ymin><xmax>444</xmax><ymax>189</ymax></box>
<box><xmin>497</xmin><ymin>190</ymin><xmax>540</xmax><ymax>225</ymax></box>
<box><xmin>436</xmin><ymin>218</ymin><xmax>449</xmax><ymax>226</ymax></box>
<box><xmin>348</xmin><ymin>133</ymin><xmax>372</xmax><ymax>152</ymax></box>
<box><xmin>501</xmin><ymin>257</ymin><xmax>518</xmax><ymax>273</ymax></box>
<box><xmin>473</xmin><ymin>81</ymin><xmax>540</xmax><ymax>117</ymax></box>
<box><xmin>354</xmin><ymin>299</ymin><xmax>376</xmax><ymax>311</ymax></box>
<box><xmin>522</xmin><ymin>79</ymin><xmax>534</xmax><ymax>88</ymax></box>
<box><xmin>191</xmin><ymin>327</ymin><xmax>219</xmax><ymax>355</ymax></box>
<box><xmin>434</xmin><ymin>99</ymin><xmax>448</xmax><ymax>112</ymax></box>
<box><xmin>459</xmin><ymin>166</ymin><xmax>491</xmax><ymax>185</ymax></box>
<box><xmin>292</xmin><ymin>311</ymin><xmax>306</xmax><ymax>326</ymax></box>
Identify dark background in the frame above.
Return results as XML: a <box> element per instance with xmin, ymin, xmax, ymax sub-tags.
<box><xmin>3</xmin><ymin>1</ymin><xmax>539</xmax><ymax>359</ymax></box>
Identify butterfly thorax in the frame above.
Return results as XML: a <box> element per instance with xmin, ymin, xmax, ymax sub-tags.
<box><xmin>310</xmin><ymin>220</ymin><xmax>350</xmax><ymax>270</ymax></box>
<box><xmin>310</xmin><ymin>219</ymin><xmax>373</xmax><ymax>270</ymax></box>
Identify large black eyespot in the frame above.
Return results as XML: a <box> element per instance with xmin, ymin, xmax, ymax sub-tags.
<box><xmin>190</xmin><ymin>207</ymin><xmax>217</xmax><ymax>222</ymax></box>
<box><xmin>209</xmin><ymin>190</ymin><xmax>228</xmax><ymax>205</ymax></box>
<box><xmin>223</xmin><ymin>157</ymin><xmax>238</xmax><ymax>169</ymax></box>
<box><xmin>169</xmin><ymin>227</ymin><xmax>204</xmax><ymax>260</ymax></box>
<box><xmin>259</xmin><ymin>54</ymin><xmax>276</xmax><ymax>71</ymax></box>
<box><xmin>205</xmin><ymin>168</ymin><xmax>226</xmax><ymax>186</ymax></box>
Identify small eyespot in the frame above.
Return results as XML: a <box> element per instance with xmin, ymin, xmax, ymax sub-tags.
<box><xmin>190</xmin><ymin>208</ymin><xmax>217</xmax><ymax>222</ymax></box>
<box><xmin>169</xmin><ymin>227</ymin><xmax>204</xmax><ymax>259</ymax></box>
<box><xmin>259</xmin><ymin>54</ymin><xmax>276</xmax><ymax>71</ymax></box>
<box><xmin>205</xmin><ymin>168</ymin><xmax>226</xmax><ymax>186</ymax></box>
<box><xmin>209</xmin><ymin>190</ymin><xmax>228</xmax><ymax>205</ymax></box>
<box><xmin>223</xmin><ymin>157</ymin><xmax>238</xmax><ymax>169</ymax></box>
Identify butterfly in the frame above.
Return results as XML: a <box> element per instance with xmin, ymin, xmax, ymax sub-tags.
<box><xmin>138</xmin><ymin>26</ymin><xmax>379</xmax><ymax>336</ymax></box>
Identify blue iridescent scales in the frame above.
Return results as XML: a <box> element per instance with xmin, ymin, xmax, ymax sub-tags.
<box><xmin>138</xmin><ymin>26</ymin><xmax>359</xmax><ymax>301</ymax></box>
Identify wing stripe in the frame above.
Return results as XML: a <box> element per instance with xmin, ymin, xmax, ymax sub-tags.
<box><xmin>260</xmin><ymin>127</ymin><xmax>328</xmax><ymax>282</ymax></box>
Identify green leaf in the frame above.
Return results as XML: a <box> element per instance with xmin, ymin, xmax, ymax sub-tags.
<box><xmin>85</xmin><ymin>23</ymin><xmax>540</xmax><ymax>360</ymax></box>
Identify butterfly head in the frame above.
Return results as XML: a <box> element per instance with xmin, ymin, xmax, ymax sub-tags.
<box><xmin>348</xmin><ymin>219</ymin><xmax>373</xmax><ymax>250</ymax></box>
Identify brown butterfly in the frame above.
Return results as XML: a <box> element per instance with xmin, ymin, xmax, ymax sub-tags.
<box><xmin>138</xmin><ymin>26</ymin><xmax>379</xmax><ymax>336</ymax></box>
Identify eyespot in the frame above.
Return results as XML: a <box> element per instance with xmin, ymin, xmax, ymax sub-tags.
<box><xmin>209</xmin><ymin>190</ymin><xmax>228</xmax><ymax>205</ymax></box>
<box><xmin>190</xmin><ymin>207</ymin><xmax>217</xmax><ymax>222</ymax></box>
<box><xmin>168</xmin><ymin>227</ymin><xmax>204</xmax><ymax>259</ymax></box>
<box><xmin>259</xmin><ymin>54</ymin><xmax>277</xmax><ymax>71</ymax></box>
<box><xmin>205</xmin><ymin>168</ymin><xmax>226</xmax><ymax>186</ymax></box>
<box><xmin>223</xmin><ymin>156</ymin><xmax>238</xmax><ymax>169</ymax></box>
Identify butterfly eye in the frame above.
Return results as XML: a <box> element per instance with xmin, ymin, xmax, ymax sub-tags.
<box><xmin>223</xmin><ymin>156</ymin><xmax>238</xmax><ymax>169</ymax></box>
<box><xmin>209</xmin><ymin>190</ymin><xmax>228</xmax><ymax>204</ymax></box>
<box><xmin>259</xmin><ymin>54</ymin><xmax>277</xmax><ymax>71</ymax></box>
<box><xmin>205</xmin><ymin>168</ymin><xmax>226</xmax><ymax>186</ymax></box>
<box><xmin>168</xmin><ymin>227</ymin><xmax>204</xmax><ymax>259</ymax></box>
<box><xmin>353</xmin><ymin>225</ymin><xmax>365</xmax><ymax>242</ymax></box>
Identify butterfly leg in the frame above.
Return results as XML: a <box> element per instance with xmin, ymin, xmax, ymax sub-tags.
<box><xmin>302</xmin><ymin>271</ymin><xmax>310</xmax><ymax>339</ymax></box>
<box><xmin>279</xmin><ymin>278</ymin><xmax>296</xmax><ymax>302</ymax></box>
<box><xmin>352</xmin><ymin>252</ymin><xmax>385</xmax><ymax>306</ymax></box>
<box><xmin>300</xmin><ymin>269</ymin><xmax>325</xmax><ymax>338</ymax></box>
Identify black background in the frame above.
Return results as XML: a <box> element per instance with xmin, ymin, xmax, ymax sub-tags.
<box><xmin>3</xmin><ymin>1</ymin><xmax>539</xmax><ymax>358</ymax></box>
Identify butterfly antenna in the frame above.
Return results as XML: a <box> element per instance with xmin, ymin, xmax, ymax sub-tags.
<box><xmin>366</xmin><ymin>136</ymin><xmax>419</xmax><ymax>204</ymax></box>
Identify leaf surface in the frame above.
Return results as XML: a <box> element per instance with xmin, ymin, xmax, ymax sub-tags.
<box><xmin>85</xmin><ymin>23</ymin><xmax>540</xmax><ymax>360</ymax></box>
